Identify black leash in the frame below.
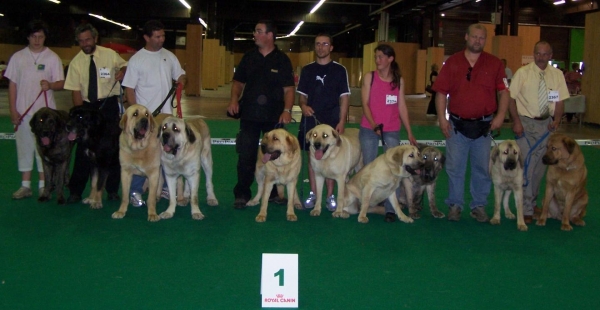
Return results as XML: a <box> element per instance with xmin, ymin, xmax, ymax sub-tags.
<box><xmin>152</xmin><ymin>82</ymin><xmax>178</xmax><ymax>117</ymax></box>
<box><xmin>374</xmin><ymin>123</ymin><xmax>385</xmax><ymax>146</ymax></box>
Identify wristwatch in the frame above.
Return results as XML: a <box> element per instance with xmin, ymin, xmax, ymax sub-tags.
<box><xmin>283</xmin><ymin>108</ymin><xmax>292</xmax><ymax>113</ymax></box>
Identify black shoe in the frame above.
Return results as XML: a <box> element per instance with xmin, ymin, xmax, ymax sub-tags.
<box><xmin>66</xmin><ymin>195</ymin><xmax>82</xmax><ymax>204</ymax></box>
<box><xmin>384</xmin><ymin>212</ymin><xmax>396</xmax><ymax>222</ymax></box>
<box><xmin>233</xmin><ymin>198</ymin><xmax>247</xmax><ymax>209</ymax></box>
<box><xmin>107</xmin><ymin>193</ymin><xmax>120</xmax><ymax>201</ymax></box>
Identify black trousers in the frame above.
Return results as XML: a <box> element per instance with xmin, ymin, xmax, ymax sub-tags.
<box><xmin>233</xmin><ymin>119</ymin><xmax>279</xmax><ymax>200</ymax></box>
<box><xmin>69</xmin><ymin>96</ymin><xmax>121</xmax><ymax>197</ymax></box>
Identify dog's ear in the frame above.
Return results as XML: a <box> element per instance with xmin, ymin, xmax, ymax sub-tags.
<box><xmin>119</xmin><ymin>113</ymin><xmax>127</xmax><ymax>130</ymax></box>
<box><xmin>491</xmin><ymin>145</ymin><xmax>500</xmax><ymax>164</ymax></box>
<box><xmin>563</xmin><ymin>136</ymin><xmax>577</xmax><ymax>155</ymax></box>
<box><xmin>439</xmin><ymin>153</ymin><xmax>446</xmax><ymax>166</ymax></box>
<box><xmin>305</xmin><ymin>128</ymin><xmax>314</xmax><ymax>142</ymax></box>
<box><xmin>148</xmin><ymin>112</ymin><xmax>156</xmax><ymax>134</ymax></box>
<box><xmin>333</xmin><ymin>130</ymin><xmax>341</xmax><ymax>147</ymax></box>
<box><xmin>185</xmin><ymin>122</ymin><xmax>196</xmax><ymax>144</ymax></box>
<box><xmin>287</xmin><ymin>134</ymin><xmax>299</xmax><ymax>153</ymax></box>
<box><xmin>29</xmin><ymin>113</ymin><xmax>38</xmax><ymax>129</ymax></box>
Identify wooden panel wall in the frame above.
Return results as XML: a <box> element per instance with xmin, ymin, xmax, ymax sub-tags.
<box><xmin>482</xmin><ymin>23</ymin><xmax>495</xmax><ymax>54</ymax></box>
<box><xmin>339</xmin><ymin>58</ymin><xmax>362</xmax><ymax>88</ymax></box>
<box><xmin>224</xmin><ymin>51</ymin><xmax>234</xmax><ymax>83</ymax></box>
<box><xmin>583</xmin><ymin>11</ymin><xmax>600</xmax><ymax>124</ymax></box>
<box><xmin>492</xmin><ymin>35</ymin><xmax>521</xmax><ymax>78</ymax></box>
<box><xmin>416</xmin><ymin>50</ymin><xmax>427</xmax><ymax>93</ymax></box>
<box><xmin>218</xmin><ymin>45</ymin><xmax>226</xmax><ymax>87</ymax></box>
<box><xmin>427</xmin><ymin>47</ymin><xmax>445</xmax><ymax>86</ymax></box>
<box><xmin>185</xmin><ymin>24</ymin><xmax>203</xmax><ymax>96</ymax></box>
<box><xmin>202</xmin><ymin>39</ymin><xmax>220</xmax><ymax>90</ymax></box>
<box><xmin>510</xmin><ymin>25</ymin><xmax>540</xmax><ymax>64</ymax></box>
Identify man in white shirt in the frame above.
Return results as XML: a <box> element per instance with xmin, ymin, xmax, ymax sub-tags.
<box><xmin>122</xmin><ymin>20</ymin><xmax>186</xmax><ymax>206</ymax></box>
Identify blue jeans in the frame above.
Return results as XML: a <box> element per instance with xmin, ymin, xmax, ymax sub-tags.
<box><xmin>130</xmin><ymin>170</ymin><xmax>168</xmax><ymax>196</ymax></box>
<box><xmin>359</xmin><ymin>126</ymin><xmax>400</xmax><ymax>214</ymax></box>
<box><xmin>444</xmin><ymin>118</ymin><xmax>492</xmax><ymax>210</ymax></box>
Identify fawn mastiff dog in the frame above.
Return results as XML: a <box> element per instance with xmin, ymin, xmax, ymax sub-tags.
<box><xmin>247</xmin><ymin>129</ymin><xmax>302</xmax><ymax>222</ymax></box>
<box><xmin>158</xmin><ymin>116</ymin><xmax>218</xmax><ymax>220</ymax></box>
<box><xmin>537</xmin><ymin>133</ymin><xmax>588</xmax><ymax>231</ymax></box>
<box><xmin>345</xmin><ymin>145</ymin><xmax>424</xmax><ymax>224</ymax></box>
<box><xmin>489</xmin><ymin>140</ymin><xmax>527</xmax><ymax>231</ymax></box>
<box><xmin>305</xmin><ymin>125</ymin><xmax>362</xmax><ymax>217</ymax></box>
<box><xmin>112</xmin><ymin>104</ymin><xmax>162</xmax><ymax>221</ymax></box>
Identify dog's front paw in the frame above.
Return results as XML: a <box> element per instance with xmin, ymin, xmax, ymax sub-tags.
<box><xmin>191</xmin><ymin>212</ymin><xmax>205</xmax><ymax>220</ymax></box>
<box><xmin>332</xmin><ymin>210</ymin><xmax>345</xmax><ymax>218</ymax></box>
<box><xmin>90</xmin><ymin>201</ymin><xmax>103</xmax><ymax>209</ymax></box>
<box><xmin>112</xmin><ymin>211</ymin><xmax>126</xmax><ymax>219</ymax></box>
<box><xmin>160</xmin><ymin>211</ymin><xmax>173</xmax><ymax>219</ymax></box>
<box><xmin>82</xmin><ymin>197</ymin><xmax>92</xmax><ymax>204</ymax></box>
<box><xmin>255</xmin><ymin>214</ymin><xmax>267</xmax><ymax>222</ymax></box>
<box><xmin>177</xmin><ymin>198</ymin><xmax>190</xmax><ymax>206</ymax></box>
<box><xmin>38</xmin><ymin>196</ymin><xmax>50</xmax><ymax>203</ymax></box>
<box><xmin>518</xmin><ymin>224</ymin><xmax>528</xmax><ymax>231</ymax></box>
<box><xmin>536</xmin><ymin>218</ymin><xmax>547</xmax><ymax>226</ymax></box>
<box><xmin>294</xmin><ymin>202</ymin><xmax>303</xmax><ymax>210</ymax></box>
<box><xmin>561</xmin><ymin>223</ymin><xmax>573</xmax><ymax>231</ymax></box>
<box><xmin>246</xmin><ymin>199</ymin><xmax>259</xmax><ymax>207</ymax></box>
<box><xmin>409</xmin><ymin>212</ymin><xmax>421</xmax><ymax>219</ymax></box>
<box><xmin>400</xmin><ymin>216</ymin><xmax>414</xmax><ymax>224</ymax></box>
<box><xmin>56</xmin><ymin>196</ymin><xmax>66</xmax><ymax>205</ymax></box>
<box><xmin>431</xmin><ymin>210</ymin><xmax>445</xmax><ymax>218</ymax></box>
<box><xmin>505</xmin><ymin>212</ymin><xmax>516</xmax><ymax>220</ymax></box>
<box><xmin>358</xmin><ymin>216</ymin><xmax>369</xmax><ymax>223</ymax></box>
<box><xmin>287</xmin><ymin>214</ymin><xmax>298</xmax><ymax>221</ymax></box>
<box><xmin>147</xmin><ymin>214</ymin><xmax>160</xmax><ymax>222</ymax></box>
<box><xmin>309</xmin><ymin>209</ymin><xmax>321</xmax><ymax>216</ymax></box>
<box><xmin>490</xmin><ymin>217</ymin><xmax>501</xmax><ymax>225</ymax></box>
<box><xmin>572</xmin><ymin>218</ymin><xmax>585</xmax><ymax>226</ymax></box>
<box><xmin>207</xmin><ymin>198</ymin><xmax>219</xmax><ymax>206</ymax></box>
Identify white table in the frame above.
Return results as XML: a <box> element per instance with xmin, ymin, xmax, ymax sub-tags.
<box><xmin>563</xmin><ymin>95</ymin><xmax>585</xmax><ymax>126</ymax></box>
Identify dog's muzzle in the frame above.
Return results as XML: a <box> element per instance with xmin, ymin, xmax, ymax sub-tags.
<box><xmin>261</xmin><ymin>145</ymin><xmax>282</xmax><ymax>163</ymax></box>
<box><xmin>313</xmin><ymin>143</ymin><xmax>329</xmax><ymax>160</ymax></box>
<box><xmin>503</xmin><ymin>159</ymin><xmax>518</xmax><ymax>170</ymax></box>
<box><xmin>134</xmin><ymin>118</ymin><xmax>149</xmax><ymax>140</ymax></box>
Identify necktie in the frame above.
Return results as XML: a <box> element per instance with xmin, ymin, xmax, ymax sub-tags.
<box><xmin>88</xmin><ymin>55</ymin><xmax>98</xmax><ymax>102</ymax></box>
<box><xmin>538</xmin><ymin>71</ymin><xmax>548</xmax><ymax>118</ymax></box>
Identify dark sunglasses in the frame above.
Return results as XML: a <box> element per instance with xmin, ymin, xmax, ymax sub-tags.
<box><xmin>466</xmin><ymin>67</ymin><xmax>473</xmax><ymax>81</ymax></box>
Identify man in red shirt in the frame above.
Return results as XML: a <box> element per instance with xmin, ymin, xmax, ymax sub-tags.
<box><xmin>432</xmin><ymin>23</ymin><xmax>509</xmax><ymax>222</ymax></box>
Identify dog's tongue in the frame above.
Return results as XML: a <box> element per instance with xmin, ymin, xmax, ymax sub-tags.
<box><xmin>315</xmin><ymin>149</ymin><xmax>324</xmax><ymax>160</ymax></box>
<box><xmin>138</xmin><ymin>128</ymin><xmax>147</xmax><ymax>135</ymax></box>
<box><xmin>262</xmin><ymin>152</ymin><xmax>272</xmax><ymax>163</ymax></box>
<box><xmin>67</xmin><ymin>132</ymin><xmax>77</xmax><ymax>141</ymax></box>
<box><xmin>41</xmin><ymin>137</ymin><xmax>51</xmax><ymax>146</ymax></box>
<box><xmin>163</xmin><ymin>144</ymin><xmax>172</xmax><ymax>152</ymax></box>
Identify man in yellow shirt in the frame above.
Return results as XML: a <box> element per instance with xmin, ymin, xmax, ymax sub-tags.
<box><xmin>507</xmin><ymin>41</ymin><xmax>569</xmax><ymax>223</ymax></box>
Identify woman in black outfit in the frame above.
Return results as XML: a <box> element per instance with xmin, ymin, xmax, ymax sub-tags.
<box><xmin>426</xmin><ymin>63</ymin><xmax>438</xmax><ymax>116</ymax></box>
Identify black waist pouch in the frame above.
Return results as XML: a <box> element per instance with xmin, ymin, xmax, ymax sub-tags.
<box><xmin>452</xmin><ymin>118</ymin><xmax>491</xmax><ymax>139</ymax></box>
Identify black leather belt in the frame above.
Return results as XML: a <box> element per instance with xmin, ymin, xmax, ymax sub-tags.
<box><xmin>450</xmin><ymin>113</ymin><xmax>492</xmax><ymax>121</ymax></box>
<box><xmin>530</xmin><ymin>116</ymin><xmax>552</xmax><ymax>121</ymax></box>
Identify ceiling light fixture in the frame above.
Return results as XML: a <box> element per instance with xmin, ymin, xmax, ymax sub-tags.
<box><xmin>89</xmin><ymin>14</ymin><xmax>131</xmax><ymax>30</ymax></box>
<box><xmin>198</xmin><ymin>17</ymin><xmax>207</xmax><ymax>29</ymax></box>
<box><xmin>288</xmin><ymin>21</ymin><xmax>304</xmax><ymax>37</ymax></box>
<box><xmin>553</xmin><ymin>0</ymin><xmax>566</xmax><ymax>4</ymax></box>
<box><xmin>179</xmin><ymin>0</ymin><xmax>191</xmax><ymax>9</ymax></box>
<box><xmin>48</xmin><ymin>0</ymin><xmax>60</xmax><ymax>3</ymax></box>
<box><xmin>310</xmin><ymin>0</ymin><xmax>326</xmax><ymax>14</ymax></box>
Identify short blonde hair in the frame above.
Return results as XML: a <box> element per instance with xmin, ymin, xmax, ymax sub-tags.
<box><xmin>467</xmin><ymin>23</ymin><xmax>487</xmax><ymax>37</ymax></box>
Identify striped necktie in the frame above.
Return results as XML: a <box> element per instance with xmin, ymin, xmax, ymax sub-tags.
<box><xmin>538</xmin><ymin>71</ymin><xmax>549</xmax><ymax>118</ymax></box>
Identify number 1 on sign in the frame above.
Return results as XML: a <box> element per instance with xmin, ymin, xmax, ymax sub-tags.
<box><xmin>274</xmin><ymin>268</ymin><xmax>284</xmax><ymax>286</ymax></box>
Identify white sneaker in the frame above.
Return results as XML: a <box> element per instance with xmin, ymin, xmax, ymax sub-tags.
<box><xmin>130</xmin><ymin>192</ymin><xmax>145</xmax><ymax>207</ymax></box>
<box><xmin>326</xmin><ymin>195</ymin><xmax>337</xmax><ymax>211</ymax></box>
<box><xmin>304</xmin><ymin>191</ymin><xmax>316</xmax><ymax>209</ymax></box>
<box><xmin>12</xmin><ymin>186</ymin><xmax>32</xmax><ymax>199</ymax></box>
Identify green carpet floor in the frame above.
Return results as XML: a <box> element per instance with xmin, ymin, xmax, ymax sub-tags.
<box><xmin>1</xmin><ymin>117</ymin><xmax>599</xmax><ymax>309</ymax></box>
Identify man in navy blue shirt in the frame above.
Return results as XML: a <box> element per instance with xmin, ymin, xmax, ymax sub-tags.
<box><xmin>296</xmin><ymin>33</ymin><xmax>350</xmax><ymax>211</ymax></box>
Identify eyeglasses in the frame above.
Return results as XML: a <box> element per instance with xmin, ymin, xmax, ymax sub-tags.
<box><xmin>315</xmin><ymin>42</ymin><xmax>330</xmax><ymax>47</ymax></box>
<box><xmin>466</xmin><ymin>67</ymin><xmax>473</xmax><ymax>81</ymax></box>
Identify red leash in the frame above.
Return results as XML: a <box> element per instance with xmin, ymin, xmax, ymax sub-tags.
<box><xmin>175</xmin><ymin>83</ymin><xmax>183</xmax><ymax>118</ymax></box>
<box><xmin>14</xmin><ymin>90</ymin><xmax>48</xmax><ymax>132</ymax></box>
